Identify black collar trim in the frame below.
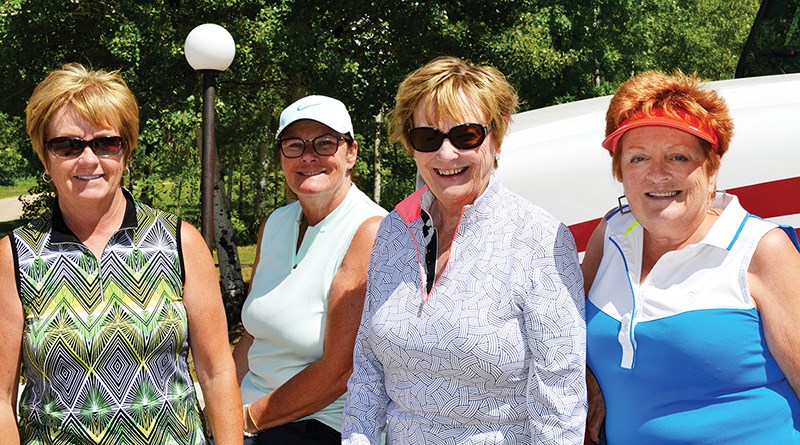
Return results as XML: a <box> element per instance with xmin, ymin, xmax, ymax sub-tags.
<box><xmin>49</xmin><ymin>188</ymin><xmax>137</xmax><ymax>244</ymax></box>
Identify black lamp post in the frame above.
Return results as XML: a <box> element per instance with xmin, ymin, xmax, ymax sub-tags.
<box><xmin>184</xmin><ymin>23</ymin><xmax>235</xmax><ymax>251</ymax></box>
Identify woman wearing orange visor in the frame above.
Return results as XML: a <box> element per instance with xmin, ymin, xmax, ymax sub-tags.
<box><xmin>582</xmin><ymin>70</ymin><xmax>800</xmax><ymax>444</ymax></box>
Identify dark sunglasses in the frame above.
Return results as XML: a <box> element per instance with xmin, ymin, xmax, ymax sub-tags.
<box><xmin>46</xmin><ymin>136</ymin><xmax>126</xmax><ymax>158</ymax></box>
<box><xmin>408</xmin><ymin>123</ymin><xmax>489</xmax><ymax>152</ymax></box>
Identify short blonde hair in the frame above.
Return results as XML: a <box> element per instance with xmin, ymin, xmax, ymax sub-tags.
<box><xmin>606</xmin><ymin>70</ymin><xmax>733</xmax><ymax>181</ymax></box>
<box><xmin>387</xmin><ymin>56</ymin><xmax>518</xmax><ymax>156</ymax></box>
<box><xmin>25</xmin><ymin>63</ymin><xmax>139</xmax><ymax>168</ymax></box>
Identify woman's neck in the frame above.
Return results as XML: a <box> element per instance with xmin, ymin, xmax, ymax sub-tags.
<box><xmin>298</xmin><ymin>180</ymin><xmax>351</xmax><ymax>227</ymax></box>
<box><xmin>58</xmin><ymin>188</ymin><xmax>127</xmax><ymax>257</ymax></box>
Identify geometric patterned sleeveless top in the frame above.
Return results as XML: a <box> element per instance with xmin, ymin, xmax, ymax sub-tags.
<box><xmin>10</xmin><ymin>190</ymin><xmax>207</xmax><ymax>445</ymax></box>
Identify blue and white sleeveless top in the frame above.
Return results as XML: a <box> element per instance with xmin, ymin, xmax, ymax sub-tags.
<box><xmin>587</xmin><ymin>193</ymin><xmax>800</xmax><ymax>444</ymax></box>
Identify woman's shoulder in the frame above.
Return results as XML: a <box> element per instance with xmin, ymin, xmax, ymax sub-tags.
<box><xmin>8</xmin><ymin>211</ymin><xmax>54</xmax><ymax>245</ymax></box>
<box><xmin>345</xmin><ymin>185</ymin><xmax>388</xmax><ymax>218</ymax></box>
<box><xmin>133</xmin><ymin>200</ymin><xmax>182</xmax><ymax>232</ymax></box>
<box><xmin>495</xmin><ymin>184</ymin><xmax>566</xmax><ymax>230</ymax></box>
<box><xmin>262</xmin><ymin>200</ymin><xmax>302</xmax><ymax>228</ymax></box>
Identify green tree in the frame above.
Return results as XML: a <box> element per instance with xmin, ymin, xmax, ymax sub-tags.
<box><xmin>0</xmin><ymin>0</ymin><xmax>761</xmax><ymax>331</ymax></box>
<box><xmin>567</xmin><ymin>0</ymin><xmax>759</xmax><ymax>95</ymax></box>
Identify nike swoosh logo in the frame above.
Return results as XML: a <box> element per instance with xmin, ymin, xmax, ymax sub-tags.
<box><xmin>297</xmin><ymin>103</ymin><xmax>320</xmax><ymax>111</ymax></box>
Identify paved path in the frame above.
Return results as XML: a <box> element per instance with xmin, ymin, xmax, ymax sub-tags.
<box><xmin>0</xmin><ymin>195</ymin><xmax>25</xmax><ymax>222</ymax></box>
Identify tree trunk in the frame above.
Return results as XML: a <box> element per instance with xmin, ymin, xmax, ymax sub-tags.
<box><xmin>256</xmin><ymin>141</ymin><xmax>270</xmax><ymax>220</ymax></box>
<box><xmin>373</xmin><ymin>112</ymin><xmax>382</xmax><ymax>205</ymax></box>
<box><xmin>212</xmin><ymin>144</ymin><xmax>247</xmax><ymax>338</ymax></box>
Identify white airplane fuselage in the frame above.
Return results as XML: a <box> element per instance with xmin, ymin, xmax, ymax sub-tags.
<box><xmin>498</xmin><ymin>73</ymin><xmax>800</xmax><ymax>251</ymax></box>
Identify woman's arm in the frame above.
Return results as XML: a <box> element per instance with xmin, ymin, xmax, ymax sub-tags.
<box><xmin>581</xmin><ymin>220</ymin><xmax>607</xmax><ymax>445</ymax></box>
<box><xmin>0</xmin><ymin>236</ymin><xmax>23</xmax><ymax>445</ymax></box>
<box><xmin>246</xmin><ymin>215</ymin><xmax>383</xmax><ymax>432</ymax></box>
<box><xmin>232</xmin><ymin>331</ymin><xmax>253</xmax><ymax>386</ymax></box>
<box><xmin>231</xmin><ymin>217</ymin><xmax>267</xmax><ymax>386</ymax></box>
<box><xmin>748</xmin><ymin>227</ymin><xmax>800</xmax><ymax>398</ymax></box>
<box><xmin>342</xmin><ymin>218</ymin><xmax>392</xmax><ymax>444</ymax></box>
<box><xmin>526</xmin><ymin>223</ymin><xmax>586</xmax><ymax>445</ymax></box>
<box><xmin>180</xmin><ymin>222</ymin><xmax>243</xmax><ymax>444</ymax></box>
<box><xmin>584</xmin><ymin>368</ymin><xmax>605</xmax><ymax>445</ymax></box>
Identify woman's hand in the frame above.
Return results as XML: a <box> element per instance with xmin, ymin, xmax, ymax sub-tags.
<box><xmin>585</xmin><ymin>368</ymin><xmax>606</xmax><ymax>445</ymax></box>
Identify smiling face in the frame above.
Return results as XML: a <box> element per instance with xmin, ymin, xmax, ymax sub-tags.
<box><xmin>619</xmin><ymin>125</ymin><xmax>717</xmax><ymax>239</ymax></box>
<box><xmin>279</xmin><ymin>119</ymin><xmax>356</xmax><ymax>203</ymax></box>
<box><xmin>412</xmin><ymin>94</ymin><xmax>498</xmax><ymax>211</ymax></box>
<box><xmin>45</xmin><ymin>104</ymin><xmax>126</xmax><ymax>207</ymax></box>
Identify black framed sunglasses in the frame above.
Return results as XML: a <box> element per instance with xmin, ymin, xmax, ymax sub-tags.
<box><xmin>278</xmin><ymin>134</ymin><xmax>351</xmax><ymax>158</ymax></box>
<box><xmin>46</xmin><ymin>136</ymin><xmax>126</xmax><ymax>159</ymax></box>
<box><xmin>408</xmin><ymin>123</ymin><xmax>489</xmax><ymax>152</ymax></box>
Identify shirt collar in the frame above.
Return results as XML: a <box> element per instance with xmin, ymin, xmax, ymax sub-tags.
<box><xmin>611</xmin><ymin>192</ymin><xmax>749</xmax><ymax>252</ymax></box>
<box><xmin>420</xmin><ymin>173</ymin><xmax>501</xmax><ymax>219</ymax></box>
<box><xmin>395</xmin><ymin>173</ymin><xmax>503</xmax><ymax>225</ymax></box>
<box><xmin>50</xmin><ymin>188</ymin><xmax>138</xmax><ymax>244</ymax></box>
<box><xmin>698</xmin><ymin>192</ymin><xmax>748</xmax><ymax>251</ymax></box>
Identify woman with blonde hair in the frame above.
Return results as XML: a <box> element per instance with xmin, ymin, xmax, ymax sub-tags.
<box><xmin>0</xmin><ymin>63</ymin><xmax>242</xmax><ymax>444</ymax></box>
<box><xmin>342</xmin><ymin>56</ymin><xmax>586</xmax><ymax>445</ymax></box>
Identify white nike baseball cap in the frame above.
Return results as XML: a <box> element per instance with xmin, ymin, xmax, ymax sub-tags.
<box><xmin>276</xmin><ymin>95</ymin><xmax>354</xmax><ymax>138</ymax></box>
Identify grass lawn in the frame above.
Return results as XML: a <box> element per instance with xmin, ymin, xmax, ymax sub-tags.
<box><xmin>236</xmin><ymin>243</ymin><xmax>257</xmax><ymax>281</ymax></box>
<box><xmin>0</xmin><ymin>177</ymin><xmax>36</xmax><ymax>238</ymax></box>
<box><xmin>0</xmin><ymin>176</ymin><xmax>36</xmax><ymax>199</ymax></box>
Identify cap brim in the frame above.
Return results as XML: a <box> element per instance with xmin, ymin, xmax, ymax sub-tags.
<box><xmin>602</xmin><ymin>116</ymin><xmax>718</xmax><ymax>153</ymax></box>
<box><xmin>276</xmin><ymin>118</ymin><xmax>351</xmax><ymax>139</ymax></box>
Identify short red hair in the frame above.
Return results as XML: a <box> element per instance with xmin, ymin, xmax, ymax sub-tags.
<box><xmin>605</xmin><ymin>70</ymin><xmax>733</xmax><ymax>181</ymax></box>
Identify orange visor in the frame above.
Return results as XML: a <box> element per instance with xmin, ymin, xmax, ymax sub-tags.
<box><xmin>601</xmin><ymin>108</ymin><xmax>719</xmax><ymax>153</ymax></box>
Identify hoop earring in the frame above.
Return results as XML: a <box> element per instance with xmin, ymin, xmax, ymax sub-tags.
<box><xmin>42</xmin><ymin>171</ymin><xmax>52</xmax><ymax>183</ymax></box>
<box><xmin>123</xmin><ymin>167</ymin><xmax>131</xmax><ymax>179</ymax></box>
<box><xmin>618</xmin><ymin>195</ymin><xmax>631</xmax><ymax>214</ymax></box>
<box><xmin>707</xmin><ymin>189</ymin><xmax>726</xmax><ymax>210</ymax></box>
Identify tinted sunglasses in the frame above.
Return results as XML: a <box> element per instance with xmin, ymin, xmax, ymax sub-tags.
<box><xmin>46</xmin><ymin>136</ymin><xmax>126</xmax><ymax>158</ymax></box>
<box><xmin>408</xmin><ymin>123</ymin><xmax>488</xmax><ymax>152</ymax></box>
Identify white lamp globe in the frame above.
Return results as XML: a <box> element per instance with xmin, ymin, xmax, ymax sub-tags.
<box><xmin>184</xmin><ymin>24</ymin><xmax>236</xmax><ymax>71</ymax></box>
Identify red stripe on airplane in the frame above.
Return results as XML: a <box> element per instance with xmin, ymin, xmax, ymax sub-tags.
<box><xmin>569</xmin><ymin>177</ymin><xmax>800</xmax><ymax>252</ymax></box>
<box><xmin>569</xmin><ymin>219</ymin><xmax>602</xmax><ymax>253</ymax></box>
<box><xmin>726</xmin><ymin>177</ymin><xmax>800</xmax><ymax>218</ymax></box>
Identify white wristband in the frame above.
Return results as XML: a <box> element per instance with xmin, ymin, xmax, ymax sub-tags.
<box><xmin>243</xmin><ymin>404</ymin><xmax>258</xmax><ymax>437</ymax></box>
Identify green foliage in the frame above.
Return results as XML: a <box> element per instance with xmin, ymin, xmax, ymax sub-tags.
<box><xmin>0</xmin><ymin>147</ymin><xmax>25</xmax><ymax>186</ymax></box>
<box><xmin>0</xmin><ymin>112</ymin><xmax>32</xmax><ymax>185</ymax></box>
<box><xmin>573</xmin><ymin>0</ymin><xmax>760</xmax><ymax>94</ymax></box>
<box><xmin>0</xmin><ymin>0</ymin><xmax>761</xmax><ymax>286</ymax></box>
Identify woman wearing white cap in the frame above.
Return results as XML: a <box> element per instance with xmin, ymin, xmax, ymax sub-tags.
<box><xmin>232</xmin><ymin>95</ymin><xmax>386</xmax><ymax>444</ymax></box>
<box><xmin>583</xmin><ymin>71</ymin><xmax>800</xmax><ymax>444</ymax></box>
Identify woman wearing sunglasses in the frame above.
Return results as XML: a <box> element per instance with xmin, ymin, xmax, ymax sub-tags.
<box><xmin>232</xmin><ymin>95</ymin><xmax>386</xmax><ymax>444</ymax></box>
<box><xmin>342</xmin><ymin>56</ymin><xmax>586</xmax><ymax>445</ymax></box>
<box><xmin>0</xmin><ymin>63</ymin><xmax>242</xmax><ymax>444</ymax></box>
